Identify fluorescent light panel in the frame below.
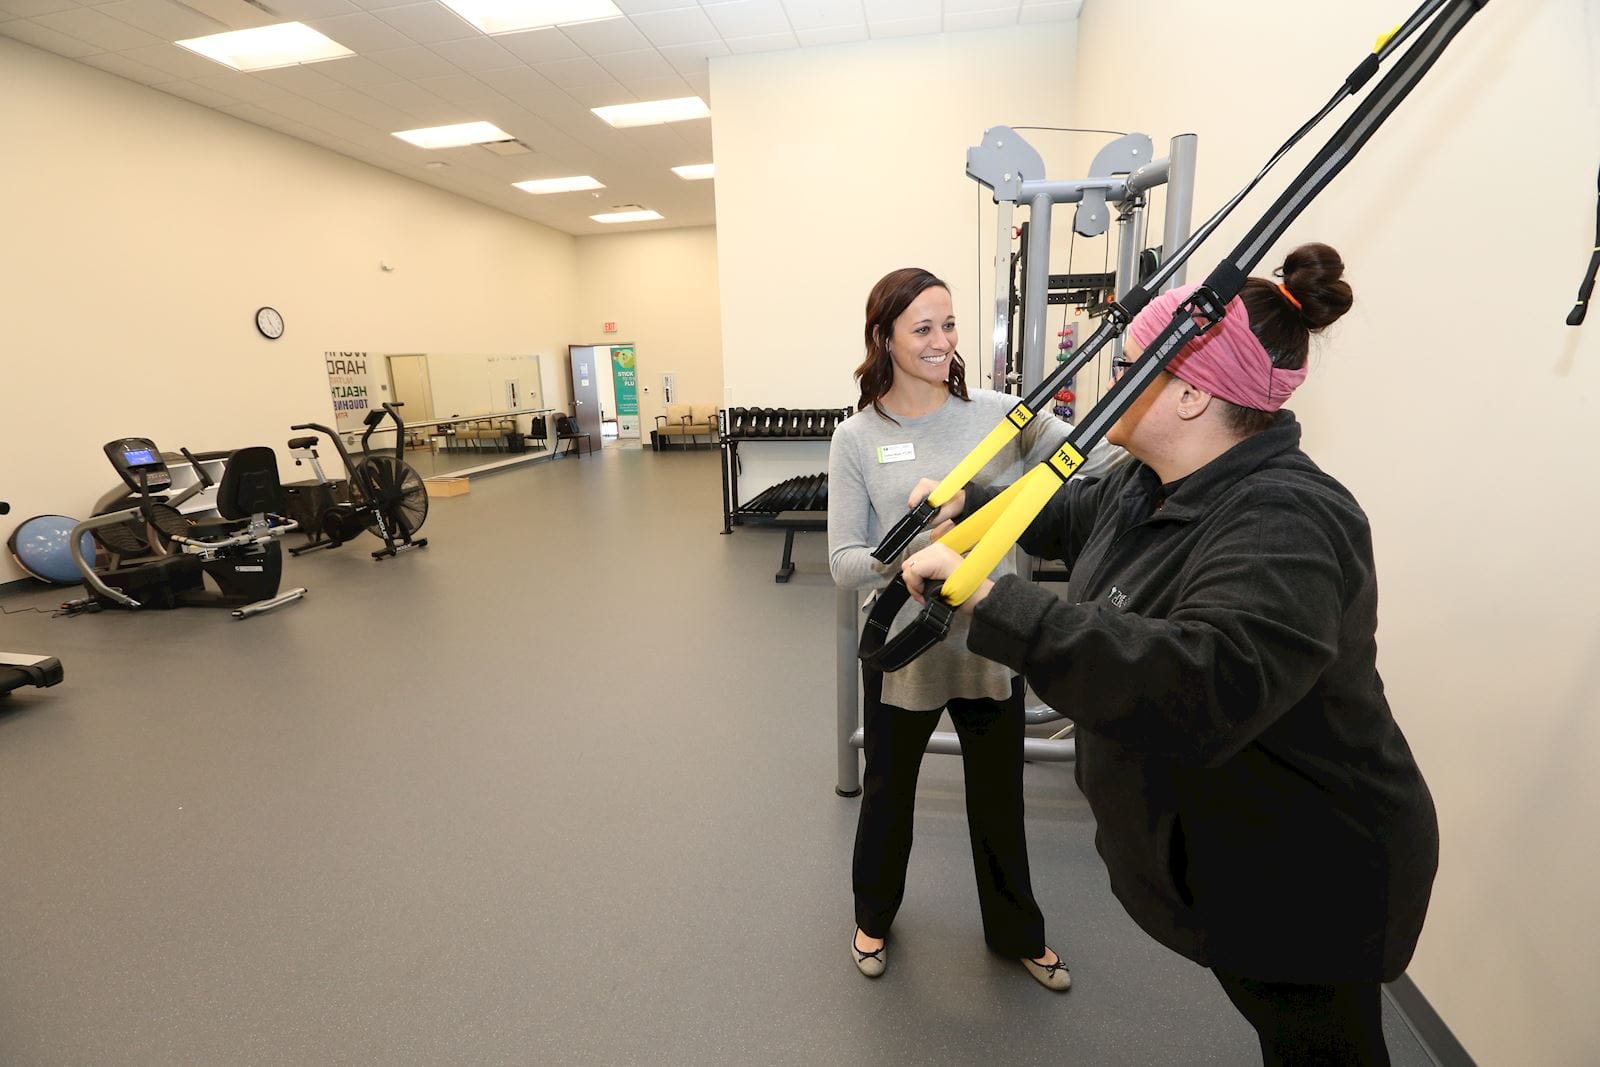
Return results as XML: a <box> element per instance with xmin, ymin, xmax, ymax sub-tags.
<box><xmin>175</xmin><ymin>23</ymin><xmax>353</xmax><ymax>72</ymax></box>
<box><xmin>671</xmin><ymin>163</ymin><xmax>715</xmax><ymax>180</ymax></box>
<box><xmin>591</xmin><ymin>210</ymin><xmax>663</xmax><ymax>223</ymax></box>
<box><xmin>438</xmin><ymin>0</ymin><xmax>621</xmax><ymax>35</ymax></box>
<box><xmin>514</xmin><ymin>176</ymin><xmax>605</xmax><ymax>194</ymax></box>
<box><xmin>592</xmin><ymin>97</ymin><xmax>710</xmax><ymax>129</ymax></box>
<box><xmin>392</xmin><ymin>122</ymin><xmax>514</xmax><ymax>149</ymax></box>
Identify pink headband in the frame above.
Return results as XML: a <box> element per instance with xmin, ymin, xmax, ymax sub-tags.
<box><xmin>1125</xmin><ymin>283</ymin><xmax>1306</xmax><ymax>412</ymax></box>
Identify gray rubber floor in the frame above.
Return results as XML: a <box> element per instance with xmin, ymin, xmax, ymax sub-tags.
<box><xmin>0</xmin><ymin>448</ymin><xmax>1435</xmax><ymax>1065</ymax></box>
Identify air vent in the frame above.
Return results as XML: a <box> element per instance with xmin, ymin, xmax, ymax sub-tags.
<box><xmin>480</xmin><ymin>140</ymin><xmax>533</xmax><ymax>157</ymax></box>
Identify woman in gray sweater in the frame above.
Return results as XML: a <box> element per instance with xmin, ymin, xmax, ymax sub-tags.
<box><xmin>828</xmin><ymin>267</ymin><xmax>1076</xmax><ymax>989</ymax></box>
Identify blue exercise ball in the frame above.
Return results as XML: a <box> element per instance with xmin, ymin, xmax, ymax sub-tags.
<box><xmin>8</xmin><ymin>514</ymin><xmax>94</xmax><ymax>585</ymax></box>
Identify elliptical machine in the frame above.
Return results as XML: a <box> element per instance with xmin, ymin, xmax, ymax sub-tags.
<box><xmin>1</xmin><ymin>499</ymin><xmax>65</xmax><ymax>697</ymax></box>
<box><xmin>285</xmin><ymin>402</ymin><xmax>428</xmax><ymax>560</ymax></box>
<box><xmin>67</xmin><ymin>440</ymin><xmax>307</xmax><ymax>620</ymax></box>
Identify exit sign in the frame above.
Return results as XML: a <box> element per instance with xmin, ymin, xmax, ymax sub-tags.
<box><xmin>603</xmin><ymin>321</ymin><xmax>617</xmax><ymax>333</ymax></box>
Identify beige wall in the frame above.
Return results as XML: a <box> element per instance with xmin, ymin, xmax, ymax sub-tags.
<box><xmin>0</xmin><ymin>37</ymin><xmax>578</xmax><ymax>584</ymax></box>
<box><xmin>712</xmin><ymin>24</ymin><xmax>1082</xmax><ymax>411</ymax></box>
<box><xmin>1072</xmin><ymin>2</ymin><xmax>1600</xmax><ymax>1064</ymax></box>
<box><xmin>573</xmin><ymin>227</ymin><xmax>723</xmax><ymax>435</ymax></box>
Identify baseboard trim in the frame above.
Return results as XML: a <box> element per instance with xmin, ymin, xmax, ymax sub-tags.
<box><xmin>1385</xmin><ymin>974</ymin><xmax>1477</xmax><ymax>1067</ymax></box>
<box><xmin>1</xmin><ymin>576</ymin><xmax>48</xmax><ymax>597</ymax></box>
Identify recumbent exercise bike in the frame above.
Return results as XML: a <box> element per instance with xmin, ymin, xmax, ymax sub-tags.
<box><xmin>68</xmin><ymin>440</ymin><xmax>307</xmax><ymax>619</ymax></box>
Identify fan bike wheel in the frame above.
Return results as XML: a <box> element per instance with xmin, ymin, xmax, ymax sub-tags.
<box><xmin>352</xmin><ymin>456</ymin><xmax>429</xmax><ymax>539</ymax></box>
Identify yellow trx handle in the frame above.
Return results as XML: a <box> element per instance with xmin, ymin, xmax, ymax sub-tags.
<box><xmin>1374</xmin><ymin>24</ymin><xmax>1400</xmax><ymax>52</ymax></box>
<box><xmin>934</xmin><ymin>439</ymin><xmax>1088</xmax><ymax>604</ymax></box>
<box><xmin>938</xmin><ymin>470</ymin><xmax>1037</xmax><ymax>554</ymax></box>
<box><xmin>939</xmin><ymin>465</ymin><xmax>1063</xmax><ymax>605</ymax></box>
<box><xmin>926</xmin><ymin>402</ymin><xmax>1035</xmax><ymax>507</ymax></box>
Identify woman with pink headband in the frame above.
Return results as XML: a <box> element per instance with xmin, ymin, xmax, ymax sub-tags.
<box><xmin>901</xmin><ymin>243</ymin><xmax>1439</xmax><ymax>1065</ymax></box>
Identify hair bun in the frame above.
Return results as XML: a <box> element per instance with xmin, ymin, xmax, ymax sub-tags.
<box><xmin>1280</xmin><ymin>242</ymin><xmax>1353</xmax><ymax>331</ymax></box>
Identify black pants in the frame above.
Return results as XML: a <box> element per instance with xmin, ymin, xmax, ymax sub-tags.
<box><xmin>852</xmin><ymin>671</ymin><xmax>1045</xmax><ymax>959</ymax></box>
<box><xmin>1213</xmin><ymin>970</ymin><xmax>1389</xmax><ymax>1066</ymax></box>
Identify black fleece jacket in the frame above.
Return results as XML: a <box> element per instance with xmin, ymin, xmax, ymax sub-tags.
<box><xmin>963</xmin><ymin>411</ymin><xmax>1438</xmax><ymax>982</ymax></box>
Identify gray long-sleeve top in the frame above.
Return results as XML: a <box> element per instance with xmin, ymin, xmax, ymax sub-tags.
<box><xmin>828</xmin><ymin>388</ymin><xmax>1112</xmax><ymax>711</ymax></box>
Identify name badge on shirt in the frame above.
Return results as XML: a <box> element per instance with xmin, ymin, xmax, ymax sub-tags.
<box><xmin>877</xmin><ymin>443</ymin><xmax>916</xmax><ymax>464</ymax></box>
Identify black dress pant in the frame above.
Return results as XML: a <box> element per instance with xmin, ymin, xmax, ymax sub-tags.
<box><xmin>1213</xmin><ymin>970</ymin><xmax>1390</xmax><ymax>1066</ymax></box>
<box><xmin>852</xmin><ymin>670</ymin><xmax>1045</xmax><ymax>959</ymax></box>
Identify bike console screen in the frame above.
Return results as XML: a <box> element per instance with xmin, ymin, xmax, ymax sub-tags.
<box><xmin>104</xmin><ymin>438</ymin><xmax>172</xmax><ymax>493</ymax></box>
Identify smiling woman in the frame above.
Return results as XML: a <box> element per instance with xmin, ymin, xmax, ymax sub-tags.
<box><xmin>826</xmin><ymin>266</ymin><xmax>1088</xmax><ymax>989</ymax></box>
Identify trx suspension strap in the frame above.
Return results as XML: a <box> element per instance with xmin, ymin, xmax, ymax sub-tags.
<box><xmin>1569</xmin><ymin>165</ymin><xmax>1599</xmax><ymax>326</ymax></box>
<box><xmin>868</xmin><ymin>0</ymin><xmax>1459</xmax><ymax>567</ymax></box>
<box><xmin>861</xmin><ymin>0</ymin><xmax>1490</xmax><ymax>673</ymax></box>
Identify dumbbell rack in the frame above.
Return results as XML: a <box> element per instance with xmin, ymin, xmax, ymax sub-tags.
<box><xmin>719</xmin><ymin>407</ymin><xmax>851</xmax><ymax>583</ymax></box>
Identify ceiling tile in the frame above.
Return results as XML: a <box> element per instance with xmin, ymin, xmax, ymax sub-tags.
<box><xmin>310</xmin><ymin>87</ymin><xmax>419</xmax><ymax>127</ymax></box>
<box><xmin>496</xmin><ymin>26</ymin><xmax>583</xmax><ymax>63</ymax></box>
<box><xmin>671</xmin><ymin>119</ymin><xmax>712</xmax><ymax>155</ymax></box>
<box><xmin>188</xmin><ymin>69</ymin><xmax>291</xmax><ymax>102</ymax></box>
<box><xmin>943</xmin><ymin>8</ymin><xmax>1015</xmax><ymax>29</ymax></box>
<box><xmin>723</xmin><ymin>29</ymin><xmax>796</xmax><ymax>53</ymax></box>
<box><xmin>782</xmin><ymin>0</ymin><xmax>864</xmax><ymax>30</ymax></box>
<box><xmin>306</xmin><ymin>54</ymin><xmax>397</xmax><ymax>88</ymax></box>
<box><xmin>942</xmin><ymin>0</ymin><xmax>1015</xmax><ymax>13</ymax></box>
<box><xmin>91</xmin><ymin>0</ymin><xmax>218</xmax><ymax>39</ymax></box>
<box><xmin>592</xmin><ymin>47</ymin><xmax>674</xmax><ymax>81</ymax></box>
<box><xmin>259</xmin><ymin>0</ymin><xmax>356</xmax><ymax>18</ymax></box>
<box><xmin>0</xmin><ymin>18</ymin><xmax>102</xmax><ymax>56</ymax></box>
<box><xmin>414</xmin><ymin>72</ymin><xmax>505</xmax><ymax>105</ymax></box>
<box><xmin>863</xmin><ymin>0</ymin><xmax>936</xmax><ymax>19</ymax></box>
<box><xmin>617</xmin><ymin>71</ymin><xmax>691</xmax><ymax>98</ymax></box>
<box><xmin>794</xmin><ymin>22</ymin><xmax>864</xmax><ymax>44</ymax></box>
<box><xmin>368</xmin><ymin>44</ymin><xmax>463</xmax><ymax>80</ymax></box>
<box><xmin>476</xmin><ymin>65</ymin><xmax>572</xmax><ymax>109</ymax></box>
<box><xmin>561</xmin><ymin>80</ymin><xmax>628</xmax><ymax>107</ymax></box>
<box><xmin>34</xmin><ymin>6</ymin><xmax>162</xmax><ymax>49</ymax></box>
<box><xmin>1020</xmin><ymin>0</ymin><xmax>1078</xmax><ymax>8</ymax></box>
<box><xmin>612</xmin><ymin>0</ymin><xmax>689</xmax><ymax>15</ymax></box>
<box><xmin>1017</xmin><ymin>0</ymin><xmax>1075</xmax><ymax>21</ymax></box>
<box><xmin>305</xmin><ymin>11</ymin><xmax>414</xmax><ymax>52</ymax></box>
<box><xmin>534</xmin><ymin>54</ymin><xmax>615</xmax><ymax>87</ymax></box>
<box><xmin>77</xmin><ymin>48</ymin><xmax>172</xmax><ymax>83</ymax></box>
<box><xmin>427</xmin><ymin>34</ymin><xmax>518</xmax><ymax>72</ymax></box>
<box><xmin>343</xmin><ymin>0</ymin><xmax>418</xmax><ymax>10</ymax></box>
<box><xmin>156</xmin><ymin>79</ymin><xmax>241</xmax><ymax>108</ymax></box>
<box><xmin>118</xmin><ymin>41</ymin><xmax>231</xmax><ymax>77</ymax></box>
<box><xmin>558</xmin><ymin>15</ymin><xmax>649</xmax><ymax>55</ymax></box>
<box><xmin>681</xmin><ymin>68</ymin><xmax>709</xmax><ymax>97</ymax></box>
<box><xmin>654</xmin><ymin>38</ymin><xmax>728</xmax><ymax>73</ymax></box>
<box><xmin>628</xmin><ymin>6</ymin><xmax>717</xmax><ymax>48</ymax></box>
<box><xmin>362</xmin><ymin>79</ymin><xmax>459</xmax><ymax>121</ymax></box>
<box><xmin>0</xmin><ymin>0</ymin><xmax>77</xmax><ymax>17</ymax></box>
<box><xmin>258</xmin><ymin>94</ymin><xmax>372</xmax><ymax>139</ymax></box>
<box><xmin>371</xmin><ymin>2</ymin><xmax>477</xmax><ymax>44</ymax></box>
<box><xmin>702</xmin><ymin>0</ymin><xmax>791</xmax><ymax>39</ymax></box>
<box><xmin>866</xmin><ymin>13</ymin><xmax>939</xmax><ymax>36</ymax></box>
<box><xmin>249</xmin><ymin>63</ymin><xmax>347</xmax><ymax>95</ymax></box>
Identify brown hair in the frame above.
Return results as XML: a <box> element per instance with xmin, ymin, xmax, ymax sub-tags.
<box><xmin>1222</xmin><ymin>242</ymin><xmax>1355</xmax><ymax>434</ymax></box>
<box><xmin>854</xmin><ymin>267</ymin><xmax>969</xmax><ymax>421</ymax></box>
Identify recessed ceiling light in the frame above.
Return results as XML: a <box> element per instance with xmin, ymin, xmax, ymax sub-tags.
<box><xmin>592</xmin><ymin>97</ymin><xmax>710</xmax><ymax>129</ymax></box>
<box><xmin>175</xmin><ymin>23</ymin><xmax>353</xmax><ymax>72</ymax></box>
<box><xmin>591</xmin><ymin>210</ymin><xmax>663</xmax><ymax>224</ymax></box>
<box><xmin>438</xmin><ymin>0</ymin><xmax>622</xmax><ymax>35</ymax></box>
<box><xmin>671</xmin><ymin>163</ymin><xmax>715</xmax><ymax>181</ymax></box>
<box><xmin>392</xmin><ymin>122</ymin><xmax>515</xmax><ymax>149</ymax></box>
<box><xmin>514</xmin><ymin>175</ymin><xmax>606</xmax><ymax>194</ymax></box>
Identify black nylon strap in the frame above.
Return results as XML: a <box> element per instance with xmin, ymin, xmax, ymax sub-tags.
<box><xmin>858</xmin><ymin>576</ymin><xmax>955</xmax><ymax>672</ymax></box>
<box><xmin>1569</xmin><ymin>166</ymin><xmax>1599</xmax><ymax>327</ymax></box>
